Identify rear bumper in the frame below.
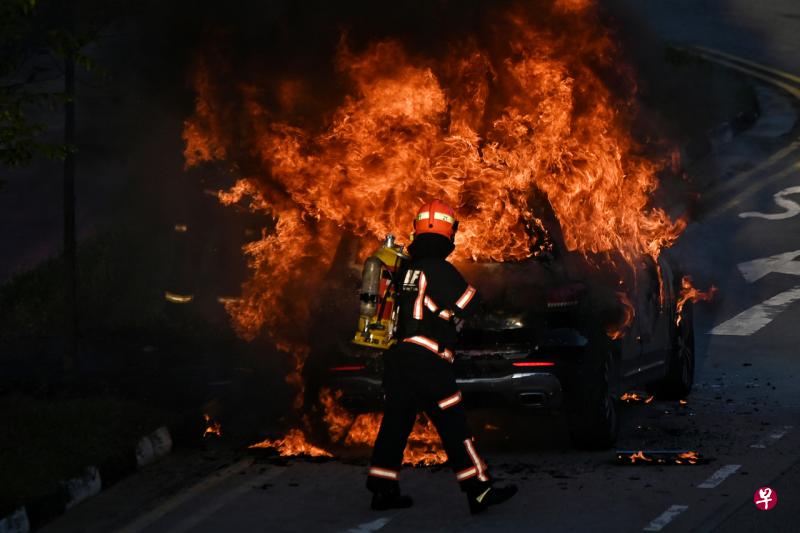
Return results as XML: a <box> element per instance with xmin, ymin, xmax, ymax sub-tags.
<box><xmin>457</xmin><ymin>371</ymin><xmax>563</xmax><ymax>408</ymax></box>
<box><xmin>328</xmin><ymin>371</ymin><xmax>563</xmax><ymax>410</ymax></box>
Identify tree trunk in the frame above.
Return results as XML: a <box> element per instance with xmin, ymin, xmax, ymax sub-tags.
<box><xmin>63</xmin><ymin>7</ymin><xmax>77</xmax><ymax>376</ymax></box>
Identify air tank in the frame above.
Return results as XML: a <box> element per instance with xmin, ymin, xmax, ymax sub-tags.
<box><xmin>359</xmin><ymin>256</ymin><xmax>382</xmax><ymax>321</ymax></box>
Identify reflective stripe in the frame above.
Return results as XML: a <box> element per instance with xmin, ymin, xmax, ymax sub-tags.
<box><xmin>464</xmin><ymin>439</ymin><xmax>489</xmax><ymax>482</ymax></box>
<box><xmin>404</xmin><ymin>335</ymin><xmax>438</xmax><ymax>352</ymax></box>
<box><xmin>413</xmin><ymin>272</ymin><xmax>427</xmax><ymax>320</ymax></box>
<box><xmin>455</xmin><ymin>285</ymin><xmax>476</xmax><ymax>309</ymax></box>
<box><xmin>403</xmin><ymin>336</ymin><xmax>454</xmax><ymax>363</ymax></box>
<box><xmin>438</xmin><ymin>391</ymin><xmax>462</xmax><ymax>410</ymax></box>
<box><xmin>416</xmin><ymin>211</ymin><xmax>454</xmax><ymax>224</ymax></box>
<box><xmin>439</xmin><ymin>309</ymin><xmax>453</xmax><ymax>320</ymax></box>
<box><xmin>456</xmin><ymin>466</ymin><xmax>477</xmax><ymax>481</ymax></box>
<box><xmin>368</xmin><ymin>467</ymin><xmax>399</xmax><ymax>480</ymax></box>
<box><xmin>433</xmin><ymin>211</ymin><xmax>455</xmax><ymax>224</ymax></box>
<box><xmin>424</xmin><ymin>296</ymin><xmax>439</xmax><ymax>313</ymax></box>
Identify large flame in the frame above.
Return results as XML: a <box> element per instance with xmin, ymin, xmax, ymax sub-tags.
<box><xmin>182</xmin><ymin>1</ymin><xmax>686</xmax><ymax>460</ymax></box>
<box><xmin>183</xmin><ymin>2</ymin><xmax>683</xmax><ymax>338</ymax></box>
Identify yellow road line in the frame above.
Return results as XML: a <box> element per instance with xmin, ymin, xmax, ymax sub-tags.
<box><xmin>678</xmin><ymin>45</ymin><xmax>800</xmax><ymax>217</ymax></box>
<box><xmin>168</xmin><ymin>467</ymin><xmax>288</xmax><ymax>533</ymax></box>
<box><xmin>692</xmin><ymin>45</ymin><xmax>800</xmax><ymax>86</ymax></box>
<box><xmin>707</xmin><ymin>140</ymin><xmax>800</xmax><ymax>197</ymax></box>
<box><xmin>688</xmin><ymin>49</ymin><xmax>800</xmax><ymax>100</ymax></box>
<box><xmin>115</xmin><ymin>458</ymin><xmax>254</xmax><ymax>533</ymax></box>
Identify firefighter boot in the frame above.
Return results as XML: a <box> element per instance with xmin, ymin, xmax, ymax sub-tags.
<box><xmin>467</xmin><ymin>483</ymin><xmax>518</xmax><ymax>515</ymax></box>
<box><xmin>371</xmin><ymin>488</ymin><xmax>414</xmax><ymax>511</ymax></box>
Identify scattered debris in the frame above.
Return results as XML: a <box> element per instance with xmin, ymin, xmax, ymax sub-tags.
<box><xmin>620</xmin><ymin>392</ymin><xmax>655</xmax><ymax>404</ymax></box>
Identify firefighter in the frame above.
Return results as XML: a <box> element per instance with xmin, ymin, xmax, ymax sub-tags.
<box><xmin>367</xmin><ymin>200</ymin><xmax>518</xmax><ymax>515</ymax></box>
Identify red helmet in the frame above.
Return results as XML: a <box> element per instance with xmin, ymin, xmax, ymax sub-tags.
<box><xmin>413</xmin><ymin>199</ymin><xmax>458</xmax><ymax>241</ymax></box>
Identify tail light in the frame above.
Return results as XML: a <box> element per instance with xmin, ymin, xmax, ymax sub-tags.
<box><xmin>329</xmin><ymin>364</ymin><xmax>367</xmax><ymax>372</ymax></box>
<box><xmin>512</xmin><ymin>361</ymin><xmax>555</xmax><ymax>367</ymax></box>
<box><xmin>547</xmin><ymin>283</ymin><xmax>586</xmax><ymax>309</ymax></box>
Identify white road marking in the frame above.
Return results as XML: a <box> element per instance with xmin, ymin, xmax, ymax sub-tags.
<box><xmin>707</xmin><ymin>162</ymin><xmax>800</xmax><ymax>219</ymax></box>
<box><xmin>738</xmin><ymin>250</ymin><xmax>800</xmax><ymax>283</ymax></box>
<box><xmin>750</xmin><ymin>425</ymin><xmax>793</xmax><ymax>449</ymax></box>
<box><xmin>168</xmin><ymin>467</ymin><xmax>287</xmax><ymax>533</ymax></box>
<box><xmin>739</xmin><ymin>185</ymin><xmax>800</xmax><ymax>220</ymax></box>
<box><xmin>345</xmin><ymin>517</ymin><xmax>394</xmax><ymax>533</ymax></box>
<box><xmin>116</xmin><ymin>458</ymin><xmax>254</xmax><ymax>533</ymax></box>
<box><xmin>708</xmin><ymin>285</ymin><xmax>800</xmax><ymax>335</ymax></box>
<box><xmin>642</xmin><ymin>505</ymin><xmax>689</xmax><ymax>531</ymax></box>
<box><xmin>697</xmin><ymin>464</ymin><xmax>741</xmax><ymax>489</ymax></box>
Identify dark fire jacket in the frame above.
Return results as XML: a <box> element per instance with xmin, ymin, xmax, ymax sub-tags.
<box><xmin>395</xmin><ymin>256</ymin><xmax>480</xmax><ymax>363</ymax></box>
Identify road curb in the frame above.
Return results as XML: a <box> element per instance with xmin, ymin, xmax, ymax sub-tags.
<box><xmin>0</xmin><ymin>426</ymin><xmax>173</xmax><ymax>532</ymax></box>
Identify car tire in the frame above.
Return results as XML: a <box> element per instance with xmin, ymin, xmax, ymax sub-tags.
<box><xmin>652</xmin><ymin>300</ymin><xmax>695</xmax><ymax>400</ymax></box>
<box><xmin>567</xmin><ymin>349</ymin><xmax>619</xmax><ymax>450</ymax></box>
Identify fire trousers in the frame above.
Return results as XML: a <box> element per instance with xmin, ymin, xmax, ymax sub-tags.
<box><xmin>366</xmin><ymin>343</ymin><xmax>491</xmax><ymax>493</ymax></box>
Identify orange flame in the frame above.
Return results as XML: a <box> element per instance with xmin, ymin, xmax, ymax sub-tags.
<box><xmin>345</xmin><ymin>412</ymin><xmax>446</xmax><ymax>466</ymax></box>
<box><xmin>628</xmin><ymin>451</ymin><xmax>652</xmax><ymax>464</ymax></box>
<box><xmin>203</xmin><ymin>414</ymin><xmax>222</xmax><ymax>438</ymax></box>
<box><xmin>250</xmin><ymin>428</ymin><xmax>334</xmax><ymax>458</ymax></box>
<box><xmin>254</xmin><ymin>389</ymin><xmax>447</xmax><ymax>464</ymax></box>
<box><xmin>675</xmin><ymin>451</ymin><xmax>699</xmax><ymax>465</ymax></box>
<box><xmin>607</xmin><ymin>291</ymin><xmax>635</xmax><ymax>340</ymax></box>
<box><xmin>620</xmin><ymin>392</ymin><xmax>654</xmax><ymax>404</ymax></box>
<box><xmin>183</xmin><ymin>3</ymin><xmax>684</xmax><ymax>349</ymax></box>
<box><xmin>625</xmin><ymin>450</ymin><xmax>700</xmax><ymax>465</ymax></box>
<box><xmin>324</xmin><ymin>389</ymin><xmax>446</xmax><ymax>465</ymax></box>
<box><xmin>676</xmin><ymin>275</ymin><xmax>717</xmax><ymax>325</ymax></box>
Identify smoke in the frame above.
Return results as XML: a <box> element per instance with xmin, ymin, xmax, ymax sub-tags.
<box><xmin>135</xmin><ymin>0</ymin><xmax>643</xmax><ymax>128</ymax></box>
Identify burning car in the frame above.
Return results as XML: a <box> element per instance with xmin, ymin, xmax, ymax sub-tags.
<box><xmin>179</xmin><ymin>2</ymin><xmax>710</xmax><ymax>457</ymax></box>
<box><xmin>324</xmin><ymin>192</ymin><xmax>695</xmax><ymax>450</ymax></box>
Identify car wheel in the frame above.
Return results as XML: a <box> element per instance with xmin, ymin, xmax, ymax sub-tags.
<box><xmin>567</xmin><ymin>349</ymin><xmax>619</xmax><ymax>450</ymax></box>
<box><xmin>653</xmin><ymin>300</ymin><xmax>695</xmax><ymax>400</ymax></box>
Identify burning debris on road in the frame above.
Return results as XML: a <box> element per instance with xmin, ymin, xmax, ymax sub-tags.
<box><xmin>203</xmin><ymin>414</ymin><xmax>222</xmax><ymax>438</ymax></box>
<box><xmin>250</xmin><ymin>428</ymin><xmax>333</xmax><ymax>458</ymax></box>
<box><xmin>620</xmin><ymin>392</ymin><xmax>655</xmax><ymax>404</ymax></box>
<box><xmin>617</xmin><ymin>450</ymin><xmax>707</xmax><ymax>466</ymax></box>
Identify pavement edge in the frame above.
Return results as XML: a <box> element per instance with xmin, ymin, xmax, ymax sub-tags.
<box><xmin>0</xmin><ymin>426</ymin><xmax>173</xmax><ymax>533</ymax></box>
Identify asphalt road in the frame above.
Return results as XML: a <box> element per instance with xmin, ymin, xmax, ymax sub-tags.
<box><xmin>40</xmin><ymin>2</ymin><xmax>800</xmax><ymax>532</ymax></box>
